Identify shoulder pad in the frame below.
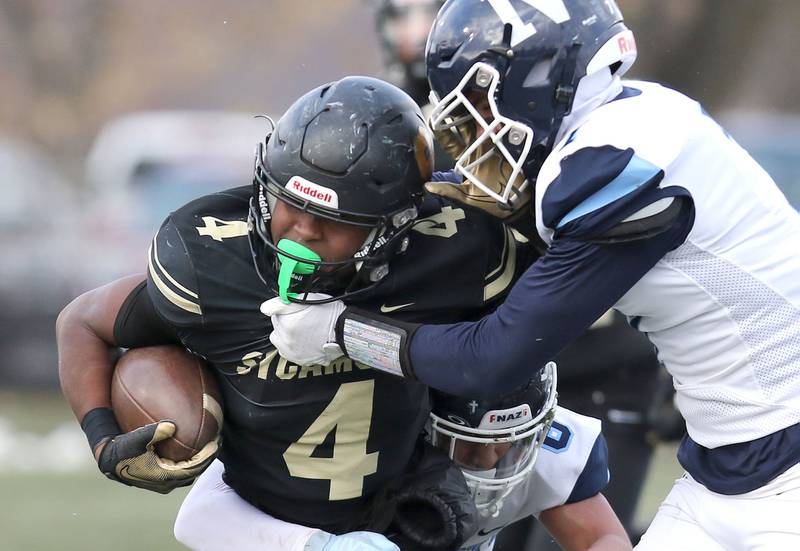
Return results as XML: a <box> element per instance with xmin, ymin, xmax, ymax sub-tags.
<box><xmin>145</xmin><ymin>187</ymin><xmax>253</xmax><ymax>327</ymax></box>
<box><xmin>593</xmin><ymin>195</ymin><xmax>692</xmax><ymax>244</ymax></box>
<box><xmin>537</xmin><ymin>145</ymin><xmax>667</xmax><ymax>241</ymax></box>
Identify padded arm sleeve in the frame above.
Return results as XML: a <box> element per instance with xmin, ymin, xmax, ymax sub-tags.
<box><xmin>113</xmin><ymin>281</ymin><xmax>181</xmax><ymax>348</ymax></box>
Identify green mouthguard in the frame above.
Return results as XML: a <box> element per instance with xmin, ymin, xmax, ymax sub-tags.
<box><xmin>276</xmin><ymin>239</ymin><xmax>321</xmax><ymax>304</ymax></box>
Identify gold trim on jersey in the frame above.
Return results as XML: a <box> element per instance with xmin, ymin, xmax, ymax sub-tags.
<box><xmin>486</xmin><ymin>224</ymin><xmax>510</xmax><ymax>280</ymax></box>
<box><xmin>148</xmin><ymin>241</ymin><xmax>202</xmax><ymax>315</ymax></box>
<box><xmin>483</xmin><ymin>226</ymin><xmax>517</xmax><ymax>301</ymax></box>
<box><xmin>510</xmin><ymin>227</ymin><xmax>529</xmax><ymax>243</ymax></box>
<box><xmin>151</xmin><ymin>239</ymin><xmax>199</xmax><ymax>299</ymax></box>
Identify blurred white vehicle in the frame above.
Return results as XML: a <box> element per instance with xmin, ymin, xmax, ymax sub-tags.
<box><xmin>80</xmin><ymin>110</ymin><xmax>269</xmax><ymax>286</ymax></box>
<box><xmin>0</xmin><ymin>137</ymin><xmax>81</xmax><ymax>385</ymax></box>
<box><xmin>0</xmin><ymin>112</ymin><xmax>269</xmax><ymax>385</ymax></box>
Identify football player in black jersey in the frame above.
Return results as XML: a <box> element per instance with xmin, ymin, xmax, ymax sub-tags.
<box><xmin>57</xmin><ymin>76</ymin><xmax>529</xmax><ymax>545</ymax></box>
<box><xmin>173</xmin><ymin>363</ymin><xmax>632</xmax><ymax>551</ymax></box>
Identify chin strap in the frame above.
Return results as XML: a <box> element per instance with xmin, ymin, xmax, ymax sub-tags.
<box><xmin>543</xmin><ymin>42</ymin><xmax>582</xmax><ymax>157</ymax></box>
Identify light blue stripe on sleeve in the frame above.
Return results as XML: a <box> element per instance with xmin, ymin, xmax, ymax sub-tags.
<box><xmin>557</xmin><ymin>155</ymin><xmax>662</xmax><ymax>228</ymax></box>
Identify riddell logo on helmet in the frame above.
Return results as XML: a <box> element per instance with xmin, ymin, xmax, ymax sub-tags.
<box><xmin>618</xmin><ymin>33</ymin><xmax>636</xmax><ymax>54</ymax></box>
<box><xmin>286</xmin><ymin>176</ymin><xmax>339</xmax><ymax>208</ymax></box>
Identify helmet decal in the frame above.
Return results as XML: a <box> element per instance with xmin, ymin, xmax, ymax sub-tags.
<box><xmin>286</xmin><ymin>176</ymin><xmax>339</xmax><ymax>209</ymax></box>
<box><xmin>447</xmin><ymin>414</ymin><xmax>470</xmax><ymax>426</ymax></box>
<box><xmin>486</xmin><ymin>0</ymin><xmax>571</xmax><ymax>47</ymax></box>
<box><xmin>479</xmin><ymin>404</ymin><xmax>532</xmax><ymax>430</ymax></box>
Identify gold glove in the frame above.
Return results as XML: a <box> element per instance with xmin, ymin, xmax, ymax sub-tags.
<box><xmin>98</xmin><ymin>421</ymin><xmax>220</xmax><ymax>494</ymax></box>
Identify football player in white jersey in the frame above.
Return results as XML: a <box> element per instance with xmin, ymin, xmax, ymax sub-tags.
<box><xmin>173</xmin><ymin>363</ymin><xmax>630</xmax><ymax>551</ymax></box>
<box><xmin>373</xmin><ymin>4</ymin><xmax>672</xmax><ymax>545</ymax></box>
<box><xmin>263</xmin><ymin>1</ymin><xmax>800</xmax><ymax>549</ymax></box>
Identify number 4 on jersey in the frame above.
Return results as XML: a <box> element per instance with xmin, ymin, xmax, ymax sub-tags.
<box><xmin>283</xmin><ymin>381</ymin><xmax>379</xmax><ymax>500</ymax></box>
<box><xmin>487</xmin><ymin>0</ymin><xmax>570</xmax><ymax>47</ymax></box>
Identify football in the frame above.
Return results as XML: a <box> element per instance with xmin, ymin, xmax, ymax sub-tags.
<box><xmin>111</xmin><ymin>345</ymin><xmax>223</xmax><ymax>462</ymax></box>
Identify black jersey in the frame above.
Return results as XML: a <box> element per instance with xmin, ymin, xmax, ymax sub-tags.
<box><xmin>144</xmin><ymin>186</ymin><xmax>530</xmax><ymax>531</ymax></box>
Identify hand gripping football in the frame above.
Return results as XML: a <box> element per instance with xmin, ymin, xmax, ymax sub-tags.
<box><xmin>111</xmin><ymin>345</ymin><xmax>223</xmax><ymax>462</ymax></box>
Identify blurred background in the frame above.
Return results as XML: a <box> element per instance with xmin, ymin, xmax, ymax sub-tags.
<box><xmin>0</xmin><ymin>1</ymin><xmax>798</xmax><ymax>549</ymax></box>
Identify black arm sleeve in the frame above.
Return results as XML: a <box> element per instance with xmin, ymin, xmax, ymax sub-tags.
<box><xmin>113</xmin><ymin>281</ymin><xmax>181</xmax><ymax>347</ymax></box>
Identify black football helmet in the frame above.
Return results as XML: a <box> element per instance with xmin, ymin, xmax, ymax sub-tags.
<box><xmin>250</xmin><ymin>76</ymin><xmax>434</xmax><ymax>303</ymax></box>
<box><xmin>373</xmin><ymin>0</ymin><xmax>445</xmax><ymax>105</ymax></box>
<box><xmin>425</xmin><ymin>0</ymin><xmax>637</xmax><ymax>207</ymax></box>
<box><xmin>430</xmin><ymin>361</ymin><xmax>557</xmax><ymax>517</ymax></box>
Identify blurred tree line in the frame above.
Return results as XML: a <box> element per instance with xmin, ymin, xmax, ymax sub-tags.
<box><xmin>0</xmin><ymin>0</ymin><xmax>798</xmax><ymax>184</ymax></box>
<box><xmin>620</xmin><ymin>0</ymin><xmax>800</xmax><ymax>113</ymax></box>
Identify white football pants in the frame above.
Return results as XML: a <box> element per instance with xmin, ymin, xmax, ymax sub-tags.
<box><xmin>173</xmin><ymin>459</ymin><xmax>325</xmax><ymax>551</ymax></box>
<box><xmin>635</xmin><ymin>463</ymin><xmax>800</xmax><ymax>551</ymax></box>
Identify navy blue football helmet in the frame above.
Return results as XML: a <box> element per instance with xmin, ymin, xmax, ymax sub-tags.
<box><xmin>430</xmin><ymin>361</ymin><xmax>557</xmax><ymax>516</ymax></box>
<box><xmin>425</xmin><ymin>0</ymin><xmax>636</xmax><ymax>207</ymax></box>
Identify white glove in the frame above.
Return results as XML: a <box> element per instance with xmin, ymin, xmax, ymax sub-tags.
<box><xmin>261</xmin><ymin>294</ymin><xmax>346</xmax><ymax>366</ymax></box>
<box><xmin>306</xmin><ymin>530</ymin><xmax>400</xmax><ymax>551</ymax></box>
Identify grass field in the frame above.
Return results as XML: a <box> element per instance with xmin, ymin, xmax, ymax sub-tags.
<box><xmin>0</xmin><ymin>389</ymin><xmax>683</xmax><ymax>551</ymax></box>
<box><xmin>0</xmin><ymin>390</ymin><xmax>190</xmax><ymax>551</ymax></box>
<box><xmin>0</xmin><ymin>471</ymin><xmax>189</xmax><ymax>551</ymax></box>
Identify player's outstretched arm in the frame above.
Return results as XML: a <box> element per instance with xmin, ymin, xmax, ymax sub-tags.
<box><xmin>539</xmin><ymin>493</ymin><xmax>631</xmax><ymax>551</ymax></box>
<box><xmin>57</xmin><ymin>274</ymin><xmax>216</xmax><ymax>493</ymax></box>
<box><xmin>175</xmin><ymin>460</ymin><xmax>399</xmax><ymax>551</ymax></box>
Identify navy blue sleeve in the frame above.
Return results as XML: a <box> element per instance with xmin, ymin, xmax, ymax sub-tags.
<box><xmin>408</xmin><ymin>211</ymin><xmax>692</xmax><ymax>398</ymax></box>
<box><xmin>114</xmin><ymin>280</ymin><xmax>182</xmax><ymax>347</ymax></box>
<box><xmin>566</xmin><ymin>434</ymin><xmax>610</xmax><ymax>504</ymax></box>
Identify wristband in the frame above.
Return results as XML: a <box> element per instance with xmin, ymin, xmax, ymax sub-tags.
<box><xmin>80</xmin><ymin>407</ymin><xmax>121</xmax><ymax>451</ymax></box>
<box><xmin>335</xmin><ymin>307</ymin><xmax>419</xmax><ymax>379</ymax></box>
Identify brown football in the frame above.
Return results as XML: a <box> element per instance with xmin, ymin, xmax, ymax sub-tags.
<box><xmin>111</xmin><ymin>345</ymin><xmax>223</xmax><ymax>462</ymax></box>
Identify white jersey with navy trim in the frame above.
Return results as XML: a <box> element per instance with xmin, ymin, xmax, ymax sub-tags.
<box><xmin>535</xmin><ymin>80</ymin><xmax>800</xmax><ymax>451</ymax></box>
<box><xmin>458</xmin><ymin>407</ymin><xmax>607</xmax><ymax>551</ymax></box>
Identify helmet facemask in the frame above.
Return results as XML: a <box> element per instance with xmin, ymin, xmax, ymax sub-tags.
<box><xmin>429</xmin><ymin>62</ymin><xmax>533</xmax><ymax>211</ymax></box>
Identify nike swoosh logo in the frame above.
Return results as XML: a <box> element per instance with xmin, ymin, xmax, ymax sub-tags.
<box><xmin>118</xmin><ymin>464</ymin><xmax>159</xmax><ymax>484</ymax></box>
<box><xmin>477</xmin><ymin>526</ymin><xmax>503</xmax><ymax>537</ymax></box>
<box><xmin>380</xmin><ymin>302</ymin><xmax>414</xmax><ymax>313</ymax></box>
